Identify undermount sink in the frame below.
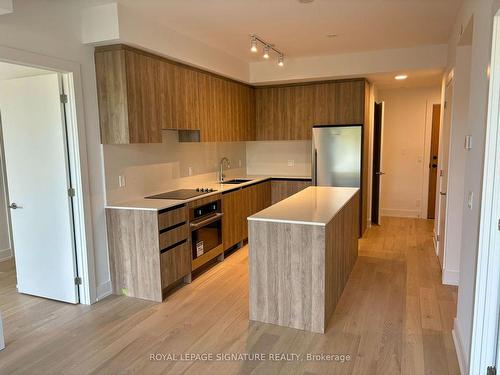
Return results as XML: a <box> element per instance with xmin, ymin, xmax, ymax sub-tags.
<box><xmin>221</xmin><ymin>178</ymin><xmax>253</xmax><ymax>184</ymax></box>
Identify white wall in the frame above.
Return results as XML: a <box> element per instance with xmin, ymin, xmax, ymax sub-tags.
<box><xmin>446</xmin><ymin>0</ymin><xmax>500</xmax><ymax>372</ymax></box>
<box><xmin>0</xmin><ymin>0</ymin><xmax>109</xmax><ymax>300</ymax></box>
<box><xmin>377</xmin><ymin>86</ymin><xmax>441</xmax><ymax>218</ymax></box>
<box><xmin>442</xmin><ymin>45</ymin><xmax>472</xmax><ymax>287</ymax></box>
<box><xmin>104</xmin><ymin>131</ymin><xmax>247</xmax><ymax>204</ymax></box>
<box><xmin>82</xmin><ymin>2</ymin><xmax>250</xmax><ymax>83</ymax></box>
<box><xmin>246</xmin><ymin>141</ymin><xmax>311</xmax><ymax>177</ymax></box>
<box><xmin>366</xmin><ymin>84</ymin><xmax>377</xmax><ymax>225</ymax></box>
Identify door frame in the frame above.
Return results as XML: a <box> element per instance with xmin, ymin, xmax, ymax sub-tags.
<box><xmin>371</xmin><ymin>101</ymin><xmax>384</xmax><ymax>225</ymax></box>
<box><xmin>469</xmin><ymin>13</ymin><xmax>500</xmax><ymax>375</ymax></box>
<box><xmin>0</xmin><ymin>45</ymin><xmax>97</xmax><ymax>305</ymax></box>
<box><xmin>425</xmin><ymin>103</ymin><xmax>441</xmax><ymax>219</ymax></box>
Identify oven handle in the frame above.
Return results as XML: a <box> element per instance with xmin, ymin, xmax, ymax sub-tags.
<box><xmin>190</xmin><ymin>212</ymin><xmax>223</xmax><ymax>230</ymax></box>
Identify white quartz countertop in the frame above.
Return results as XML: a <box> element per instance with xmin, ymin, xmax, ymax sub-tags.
<box><xmin>248</xmin><ymin>186</ymin><xmax>359</xmax><ymax>226</ymax></box>
<box><xmin>105</xmin><ymin>175</ymin><xmax>312</xmax><ymax>211</ymax></box>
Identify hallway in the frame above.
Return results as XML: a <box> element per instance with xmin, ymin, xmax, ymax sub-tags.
<box><xmin>0</xmin><ymin>217</ymin><xmax>459</xmax><ymax>374</ymax></box>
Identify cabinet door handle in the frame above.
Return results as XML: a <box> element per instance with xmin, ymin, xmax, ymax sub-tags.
<box><xmin>9</xmin><ymin>203</ymin><xmax>22</xmax><ymax>209</ymax></box>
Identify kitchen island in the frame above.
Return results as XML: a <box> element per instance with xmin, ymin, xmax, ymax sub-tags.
<box><xmin>248</xmin><ymin>186</ymin><xmax>360</xmax><ymax>333</ymax></box>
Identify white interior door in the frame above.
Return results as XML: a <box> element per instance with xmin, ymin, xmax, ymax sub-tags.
<box><xmin>0</xmin><ymin>73</ymin><xmax>78</xmax><ymax>303</ymax></box>
<box><xmin>437</xmin><ymin>80</ymin><xmax>453</xmax><ymax>268</ymax></box>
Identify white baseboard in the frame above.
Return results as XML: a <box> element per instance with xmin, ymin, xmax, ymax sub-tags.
<box><xmin>453</xmin><ymin>318</ymin><xmax>467</xmax><ymax>375</ymax></box>
<box><xmin>0</xmin><ymin>248</ymin><xmax>12</xmax><ymax>262</ymax></box>
<box><xmin>0</xmin><ymin>311</ymin><xmax>4</xmax><ymax>351</ymax></box>
<box><xmin>381</xmin><ymin>208</ymin><xmax>421</xmax><ymax>218</ymax></box>
<box><xmin>443</xmin><ymin>269</ymin><xmax>459</xmax><ymax>286</ymax></box>
<box><xmin>96</xmin><ymin>280</ymin><xmax>112</xmax><ymax>301</ymax></box>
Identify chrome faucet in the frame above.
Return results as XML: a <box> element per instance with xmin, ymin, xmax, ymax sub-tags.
<box><xmin>219</xmin><ymin>157</ymin><xmax>230</xmax><ymax>183</ymax></box>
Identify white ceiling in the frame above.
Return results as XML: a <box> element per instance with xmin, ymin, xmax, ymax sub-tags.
<box><xmin>0</xmin><ymin>62</ymin><xmax>53</xmax><ymax>81</ymax></box>
<box><xmin>367</xmin><ymin>69</ymin><xmax>443</xmax><ymax>90</ymax></box>
<box><xmin>114</xmin><ymin>0</ymin><xmax>462</xmax><ymax>61</ymax></box>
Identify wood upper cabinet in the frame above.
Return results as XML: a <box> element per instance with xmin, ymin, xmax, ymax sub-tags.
<box><xmin>95</xmin><ymin>48</ymin><xmax>166</xmax><ymax>144</ymax></box>
<box><xmin>255</xmin><ymin>79</ymin><xmax>367</xmax><ymax>140</ymax></box>
<box><xmin>95</xmin><ymin>44</ymin><xmax>255</xmax><ymax>144</ymax></box>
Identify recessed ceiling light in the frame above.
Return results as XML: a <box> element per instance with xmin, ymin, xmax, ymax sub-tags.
<box><xmin>326</xmin><ymin>33</ymin><xmax>338</xmax><ymax>38</ymax></box>
<box><xmin>298</xmin><ymin>0</ymin><xmax>314</xmax><ymax>3</ymax></box>
<box><xmin>395</xmin><ymin>74</ymin><xmax>408</xmax><ymax>80</ymax></box>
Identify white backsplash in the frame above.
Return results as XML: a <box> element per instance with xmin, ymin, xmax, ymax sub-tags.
<box><xmin>246</xmin><ymin>140</ymin><xmax>312</xmax><ymax>177</ymax></box>
<box><xmin>103</xmin><ymin>130</ymin><xmax>246</xmax><ymax>204</ymax></box>
<box><xmin>104</xmin><ymin>132</ymin><xmax>312</xmax><ymax>204</ymax></box>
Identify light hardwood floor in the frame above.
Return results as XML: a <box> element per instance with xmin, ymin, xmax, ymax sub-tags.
<box><xmin>0</xmin><ymin>217</ymin><xmax>459</xmax><ymax>374</ymax></box>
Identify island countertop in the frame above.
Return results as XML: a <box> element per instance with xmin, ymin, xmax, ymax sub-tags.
<box><xmin>248</xmin><ymin>186</ymin><xmax>359</xmax><ymax>226</ymax></box>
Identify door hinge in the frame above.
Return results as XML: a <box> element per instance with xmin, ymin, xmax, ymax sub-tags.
<box><xmin>68</xmin><ymin>187</ymin><xmax>76</xmax><ymax>197</ymax></box>
<box><xmin>60</xmin><ymin>94</ymin><xmax>68</xmax><ymax>104</ymax></box>
<box><xmin>74</xmin><ymin>277</ymin><xmax>82</xmax><ymax>285</ymax></box>
<box><xmin>487</xmin><ymin>366</ymin><xmax>496</xmax><ymax>375</ymax></box>
<box><xmin>444</xmin><ymin>101</ymin><xmax>448</xmax><ymax>109</ymax></box>
<box><xmin>497</xmin><ymin>219</ymin><xmax>500</xmax><ymax>231</ymax></box>
<box><xmin>437</xmin><ymin>234</ymin><xmax>440</xmax><ymax>242</ymax></box>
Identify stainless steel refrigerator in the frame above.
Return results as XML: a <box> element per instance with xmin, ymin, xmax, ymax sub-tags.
<box><xmin>312</xmin><ymin>125</ymin><xmax>362</xmax><ymax>188</ymax></box>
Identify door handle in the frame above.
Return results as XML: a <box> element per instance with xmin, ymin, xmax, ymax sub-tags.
<box><xmin>9</xmin><ymin>203</ymin><xmax>22</xmax><ymax>209</ymax></box>
<box><xmin>439</xmin><ymin>192</ymin><xmax>447</xmax><ymax>196</ymax></box>
<box><xmin>376</xmin><ymin>171</ymin><xmax>385</xmax><ymax>175</ymax></box>
<box><xmin>190</xmin><ymin>213</ymin><xmax>223</xmax><ymax>230</ymax></box>
<box><xmin>432</xmin><ymin>164</ymin><xmax>438</xmax><ymax>168</ymax></box>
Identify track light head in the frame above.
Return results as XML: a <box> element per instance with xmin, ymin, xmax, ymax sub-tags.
<box><xmin>250</xmin><ymin>36</ymin><xmax>258</xmax><ymax>53</ymax></box>
<box><xmin>278</xmin><ymin>54</ymin><xmax>284</xmax><ymax>67</ymax></box>
<box><xmin>263</xmin><ymin>45</ymin><xmax>270</xmax><ymax>59</ymax></box>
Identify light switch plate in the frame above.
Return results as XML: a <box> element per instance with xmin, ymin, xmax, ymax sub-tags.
<box><xmin>467</xmin><ymin>191</ymin><xmax>474</xmax><ymax>209</ymax></box>
<box><xmin>118</xmin><ymin>175</ymin><xmax>126</xmax><ymax>188</ymax></box>
<box><xmin>188</xmin><ymin>167</ymin><xmax>193</xmax><ymax>176</ymax></box>
<box><xmin>287</xmin><ymin>160</ymin><xmax>295</xmax><ymax>167</ymax></box>
<box><xmin>464</xmin><ymin>135</ymin><xmax>472</xmax><ymax>150</ymax></box>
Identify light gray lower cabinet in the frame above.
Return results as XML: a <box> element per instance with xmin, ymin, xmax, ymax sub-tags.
<box><xmin>106</xmin><ymin>204</ymin><xmax>190</xmax><ymax>302</ymax></box>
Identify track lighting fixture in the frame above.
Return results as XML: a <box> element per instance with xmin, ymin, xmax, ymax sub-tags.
<box><xmin>250</xmin><ymin>34</ymin><xmax>285</xmax><ymax>67</ymax></box>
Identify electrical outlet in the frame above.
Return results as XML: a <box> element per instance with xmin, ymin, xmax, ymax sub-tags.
<box><xmin>467</xmin><ymin>191</ymin><xmax>474</xmax><ymax>209</ymax></box>
<box><xmin>287</xmin><ymin>160</ymin><xmax>295</xmax><ymax>167</ymax></box>
<box><xmin>188</xmin><ymin>167</ymin><xmax>193</xmax><ymax>176</ymax></box>
<box><xmin>118</xmin><ymin>175</ymin><xmax>126</xmax><ymax>188</ymax></box>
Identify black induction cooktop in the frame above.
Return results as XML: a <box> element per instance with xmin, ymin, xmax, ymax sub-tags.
<box><xmin>145</xmin><ymin>188</ymin><xmax>216</xmax><ymax>200</ymax></box>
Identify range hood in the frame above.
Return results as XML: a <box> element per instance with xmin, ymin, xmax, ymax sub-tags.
<box><xmin>178</xmin><ymin>130</ymin><xmax>201</xmax><ymax>142</ymax></box>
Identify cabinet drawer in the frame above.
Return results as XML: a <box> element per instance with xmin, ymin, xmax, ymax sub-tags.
<box><xmin>160</xmin><ymin>240</ymin><xmax>191</xmax><ymax>288</ymax></box>
<box><xmin>158</xmin><ymin>206</ymin><xmax>187</xmax><ymax>231</ymax></box>
<box><xmin>159</xmin><ymin>224</ymin><xmax>189</xmax><ymax>250</ymax></box>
